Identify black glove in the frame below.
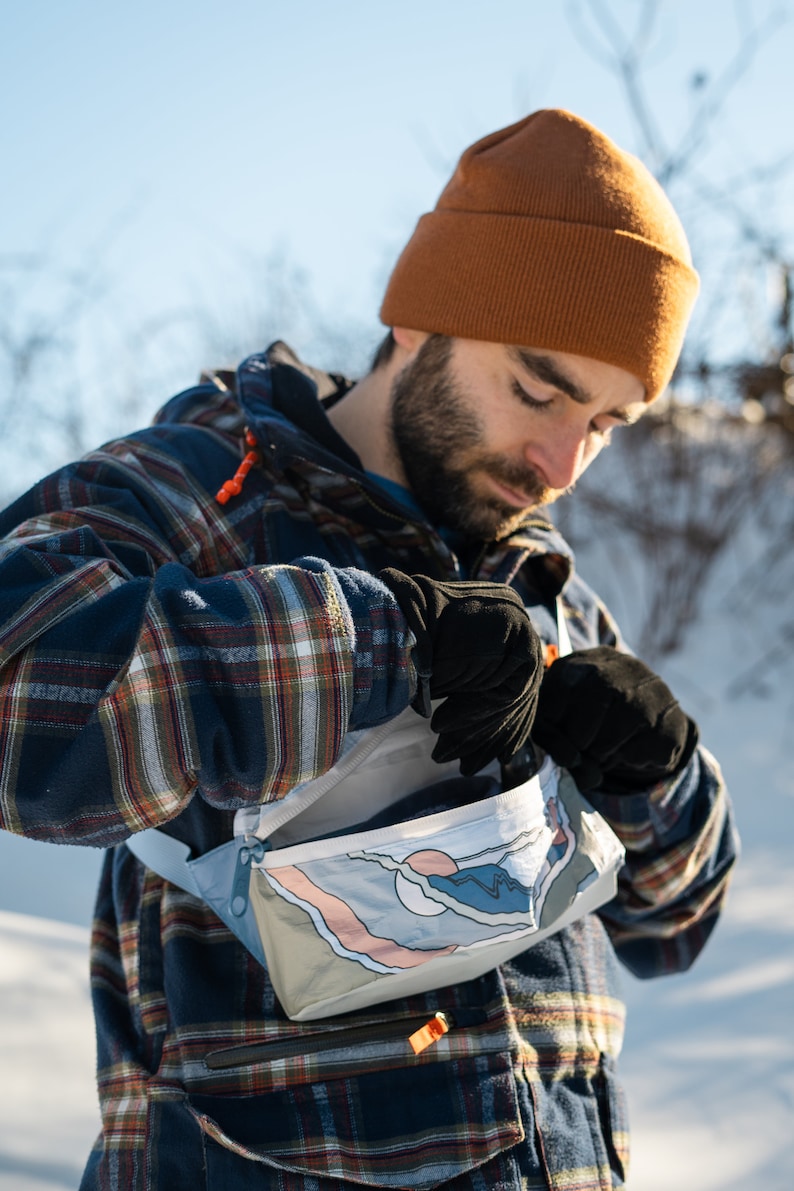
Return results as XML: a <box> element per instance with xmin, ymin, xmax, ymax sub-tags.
<box><xmin>531</xmin><ymin>645</ymin><xmax>699</xmax><ymax>793</ymax></box>
<box><xmin>380</xmin><ymin>569</ymin><xmax>544</xmax><ymax>776</ymax></box>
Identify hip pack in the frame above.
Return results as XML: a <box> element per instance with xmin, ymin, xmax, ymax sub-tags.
<box><xmin>127</xmin><ymin>604</ymin><xmax>625</xmax><ymax>1021</ymax></box>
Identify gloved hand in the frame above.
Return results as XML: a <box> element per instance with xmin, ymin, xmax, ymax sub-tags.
<box><xmin>531</xmin><ymin>645</ymin><xmax>699</xmax><ymax>793</ymax></box>
<box><xmin>380</xmin><ymin>569</ymin><xmax>544</xmax><ymax>776</ymax></box>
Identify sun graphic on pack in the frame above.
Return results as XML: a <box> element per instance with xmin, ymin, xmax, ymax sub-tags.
<box><xmin>395</xmin><ymin>850</ymin><xmax>458</xmax><ymax>916</ymax></box>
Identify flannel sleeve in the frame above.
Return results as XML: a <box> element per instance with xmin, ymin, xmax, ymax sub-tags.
<box><xmin>586</xmin><ymin>738</ymin><xmax>738</xmax><ymax>978</ymax></box>
<box><xmin>0</xmin><ymin>438</ymin><xmax>414</xmax><ymax>848</ymax></box>
<box><xmin>555</xmin><ymin>579</ymin><xmax>738</xmax><ymax>977</ymax></box>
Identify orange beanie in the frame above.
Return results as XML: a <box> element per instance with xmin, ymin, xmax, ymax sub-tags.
<box><xmin>379</xmin><ymin>109</ymin><xmax>699</xmax><ymax>400</ymax></box>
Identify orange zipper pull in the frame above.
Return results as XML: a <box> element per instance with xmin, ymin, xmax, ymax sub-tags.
<box><xmin>408</xmin><ymin>1012</ymin><xmax>451</xmax><ymax>1055</ymax></box>
<box><xmin>216</xmin><ymin>430</ymin><xmax>261</xmax><ymax>505</ymax></box>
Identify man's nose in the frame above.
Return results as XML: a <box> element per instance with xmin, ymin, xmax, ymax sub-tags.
<box><xmin>524</xmin><ymin>428</ymin><xmax>587</xmax><ymax>492</ymax></box>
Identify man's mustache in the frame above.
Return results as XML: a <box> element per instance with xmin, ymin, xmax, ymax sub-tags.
<box><xmin>480</xmin><ymin>458</ymin><xmax>550</xmax><ymax>502</ymax></box>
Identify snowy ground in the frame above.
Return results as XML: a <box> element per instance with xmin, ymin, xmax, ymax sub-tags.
<box><xmin>0</xmin><ymin>912</ymin><xmax>98</xmax><ymax>1190</ymax></box>
<box><xmin>619</xmin><ymin>661</ymin><xmax>794</xmax><ymax>1190</ymax></box>
<box><xmin>0</xmin><ymin>486</ymin><xmax>792</xmax><ymax>1187</ymax></box>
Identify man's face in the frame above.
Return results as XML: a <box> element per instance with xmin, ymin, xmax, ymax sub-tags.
<box><xmin>389</xmin><ymin>333</ymin><xmax>647</xmax><ymax>541</ymax></box>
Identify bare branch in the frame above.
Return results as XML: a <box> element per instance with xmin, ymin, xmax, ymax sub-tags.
<box><xmin>568</xmin><ymin>0</ymin><xmax>669</xmax><ymax>166</ymax></box>
<box><xmin>556</xmin><ymin>409</ymin><xmax>789</xmax><ymax>659</ymax></box>
<box><xmin>565</xmin><ymin>0</ymin><xmax>623</xmax><ymax>72</ymax></box>
<box><xmin>658</xmin><ymin>6</ymin><xmax>789</xmax><ymax>184</ymax></box>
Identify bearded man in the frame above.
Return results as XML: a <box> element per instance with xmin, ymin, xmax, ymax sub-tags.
<box><xmin>0</xmin><ymin>109</ymin><xmax>737</xmax><ymax>1189</ymax></box>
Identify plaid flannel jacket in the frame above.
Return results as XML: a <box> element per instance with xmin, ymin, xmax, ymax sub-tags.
<box><xmin>0</xmin><ymin>343</ymin><xmax>738</xmax><ymax>1190</ymax></box>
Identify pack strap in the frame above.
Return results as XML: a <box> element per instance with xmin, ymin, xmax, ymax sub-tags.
<box><xmin>124</xmin><ymin>825</ymin><xmax>203</xmax><ymax>898</ymax></box>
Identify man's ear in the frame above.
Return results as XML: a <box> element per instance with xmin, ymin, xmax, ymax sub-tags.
<box><xmin>392</xmin><ymin>327</ymin><xmax>430</xmax><ymax>356</ymax></box>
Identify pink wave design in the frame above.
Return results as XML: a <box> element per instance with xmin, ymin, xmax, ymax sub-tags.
<box><xmin>268</xmin><ymin>865</ymin><xmax>457</xmax><ymax>969</ymax></box>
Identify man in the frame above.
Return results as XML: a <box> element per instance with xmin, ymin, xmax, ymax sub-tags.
<box><xmin>0</xmin><ymin>110</ymin><xmax>736</xmax><ymax>1189</ymax></box>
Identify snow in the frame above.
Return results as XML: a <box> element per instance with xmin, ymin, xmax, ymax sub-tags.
<box><xmin>0</xmin><ymin>913</ymin><xmax>99</xmax><ymax>1190</ymax></box>
<box><xmin>620</xmin><ymin>846</ymin><xmax>794</xmax><ymax>1189</ymax></box>
<box><xmin>0</xmin><ymin>457</ymin><xmax>792</xmax><ymax>1187</ymax></box>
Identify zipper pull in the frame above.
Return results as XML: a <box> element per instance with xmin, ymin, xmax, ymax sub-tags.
<box><xmin>408</xmin><ymin>1011</ymin><xmax>452</xmax><ymax>1055</ymax></box>
<box><xmin>230</xmin><ymin>838</ymin><xmax>268</xmax><ymax>918</ymax></box>
<box><xmin>216</xmin><ymin>429</ymin><xmax>261</xmax><ymax>505</ymax></box>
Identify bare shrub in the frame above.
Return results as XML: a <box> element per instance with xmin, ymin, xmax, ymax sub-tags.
<box><xmin>555</xmin><ymin>404</ymin><xmax>789</xmax><ymax>659</ymax></box>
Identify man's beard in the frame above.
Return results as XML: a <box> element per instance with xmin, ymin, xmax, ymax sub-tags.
<box><xmin>389</xmin><ymin>335</ymin><xmax>558</xmax><ymax>541</ymax></box>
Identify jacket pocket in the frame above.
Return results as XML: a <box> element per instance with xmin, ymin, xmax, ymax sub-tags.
<box><xmin>525</xmin><ymin>1059</ymin><xmax>627</xmax><ymax>1191</ymax></box>
<box><xmin>185</xmin><ymin>1050</ymin><xmax>524</xmax><ymax>1189</ymax></box>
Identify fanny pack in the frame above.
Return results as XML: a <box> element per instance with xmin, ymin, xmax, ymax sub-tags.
<box><xmin>127</xmin><ymin>603</ymin><xmax>625</xmax><ymax>1022</ymax></box>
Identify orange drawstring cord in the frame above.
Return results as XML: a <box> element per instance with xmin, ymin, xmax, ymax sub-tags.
<box><xmin>216</xmin><ymin>430</ymin><xmax>261</xmax><ymax>505</ymax></box>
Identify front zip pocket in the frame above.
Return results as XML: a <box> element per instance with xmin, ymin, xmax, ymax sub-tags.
<box><xmin>204</xmin><ymin>1007</ymin><xmax>488</xmax><ymax>1070</ymax></box>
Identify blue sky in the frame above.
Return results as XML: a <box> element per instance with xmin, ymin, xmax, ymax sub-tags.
<box><xmin>1</xmin><ymin>0</ymin><xmax>793</xmax><ymax>469</ymax></box>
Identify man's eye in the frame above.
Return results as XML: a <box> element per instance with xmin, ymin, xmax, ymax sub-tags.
<box><xmin>511</xmin><ymin>380</ymin><xmax>551</xmax><ymax>410</ymax></box>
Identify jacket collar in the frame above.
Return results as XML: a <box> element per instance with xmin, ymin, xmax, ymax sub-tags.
<box><xmin>235</xmin><ymin>343</ymin><xmax>575</xmax><ymax>592</ymax></box>
<box><xmin>236</xmin><ymin>341</ymin><xmax>360</xmax><ymax>471</ymax></box>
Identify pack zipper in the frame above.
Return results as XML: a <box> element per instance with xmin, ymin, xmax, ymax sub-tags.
<box><xmin>230</xmin><ymin>837</ymin><xmax>269</xmax><ymax>918</ymax></box>
<box><xmin>204</xmin><ymin>1007</ymin><xmax>487</xmax><ymax>1069</ymax></box>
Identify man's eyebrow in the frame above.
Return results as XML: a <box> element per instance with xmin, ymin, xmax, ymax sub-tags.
<box><xmin>509</xmin><ymin>347</ymin><xmax>589</xmax><ymax>403</ymax></box>
<box><xmin>508</xmin><ymin>346</ymin><xmax>642</xmax><ymax>425</ymax></box>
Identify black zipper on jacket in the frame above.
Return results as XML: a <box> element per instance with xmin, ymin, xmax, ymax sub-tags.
<box><xmin>204</xmin><ymin>1007</ymin><xmax>488</xmax><ymax>1069</ymax></box>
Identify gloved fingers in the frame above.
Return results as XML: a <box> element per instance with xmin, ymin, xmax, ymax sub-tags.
<box><xmin>430</xmin><ymin>688</ymin><xmax>518</xmax><ymax>735</ymax></box>
<box><xmin>525</xmin><ymin>718</ymin><xmax>608</xmax><ymax>791</ymax></box>
<box><xmin>456</xmin><ymin>746</ymin><xmax>502</xmax><ymax>779</ymax></box>
<box><xmin>543</xmin><ymin>648</ymin><xmax>679</xmax><ymax>732</ymax></box>
<box><xmin>606</xmin><ymin>713</ymin><xmax>700</xmax><ymax>791</ymax></box>
<box><xmin>534</xmin><ymin>708</ymin><xmax>673</xmax><ymax>790</ymax></box>
<box><xmin>568</xmin><ymin>694</ymin><xmax>693</xmax><ymax>781</ymax></box>
<box><xmin>526</xmin><ymin>723</ymin><xmax>582</xmax><ymax>773</ymax></box>
<box><xmin>534</xmin><ymin>654</ymin><xmax>688</xmax><ymax>761</ymax></box>
<box><xmin>429</xmin><ymin>650</ymin><xmax>520</xmax><ymax>698</ymax></box>
<box><xmin>532</xmin><ymin>678</ymin><xmax>622</xmax><ymax>757</ymax></box>
<box><xmin>430</xmin><ymin>620</ymin><xmax>544</xmax><ymax>698</ymax></box>
<box><xmin>430</xmin><ymin>716</ymin><xmax>511</xmax><ymax>767</ymax></box>
<box><xmin>430</xmin><ymin>684</ymin><xmax>538</xmax><ymax>745</ymax></box>
<box><xmin>498</xmin><ymin>642</ymin><xmax>700</xmax><ymax>794</ymax></box>
<box><xmin>430</xmin><ymin>696</ymin><xmax>537</xmax><ymax>774</ymax></box>
<box><xmin>434</xmin><ymin>718</ymin><xmax>532</xmax><ymax>777</ymax></box>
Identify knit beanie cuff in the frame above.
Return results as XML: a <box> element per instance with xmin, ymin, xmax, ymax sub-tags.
<box><xmin>380</xmin><ymin>210</ymin><xmax>699</xmax><ymax>401</ymax></box>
